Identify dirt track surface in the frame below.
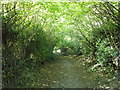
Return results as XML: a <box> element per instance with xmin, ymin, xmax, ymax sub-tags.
<box><xmin>11</xmin><ymin>56</ymin><xmax>119</xmax><ymax>88</ymax></box>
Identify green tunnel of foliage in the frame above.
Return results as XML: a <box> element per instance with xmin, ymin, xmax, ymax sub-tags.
<box><xmin>1</xmin><ymin>1</ymin><xmax>120</xmax><ymax>87</ymax></box>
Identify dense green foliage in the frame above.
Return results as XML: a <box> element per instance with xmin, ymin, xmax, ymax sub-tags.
<box><xmin>2</xmin><ymin>1</ymin><xmax>120</xmax><ymax>88</ymax></box>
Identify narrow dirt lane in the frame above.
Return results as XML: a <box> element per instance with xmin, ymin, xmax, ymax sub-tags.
<box><xmin>14</xmin><ymin>56</ymin><xmax>118</xmax><ymax>88</ymax></box>
<box><xmin>54</xmin><ymin>58</ymin><xmax>89</xmax><ymax>88</ymax></box>
<box><xmin>52</xmin><ymin>56</ymin><xmax>98</xmax><ymax>88</ymax></box>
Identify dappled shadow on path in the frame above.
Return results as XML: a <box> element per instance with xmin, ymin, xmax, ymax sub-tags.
<box><xmin>12</xmin><ymin>55</ymin><xmax>119</xmax><ymax>88</ymax></box>
<box><xmin>54</xmin><ymin>56</ymin><xmax>96</xmax><ymax>88</ymax></box>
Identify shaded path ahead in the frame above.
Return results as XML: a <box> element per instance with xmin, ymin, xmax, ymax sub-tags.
<box><xmin>14</xmin><ymin>55</ymin><xmax>118</xmax><ymax>88</ymax></box>
<box><xmin>55</xmin><ymin>56</ymin><xmax>96</xmax><ymax>88</ymax></box>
